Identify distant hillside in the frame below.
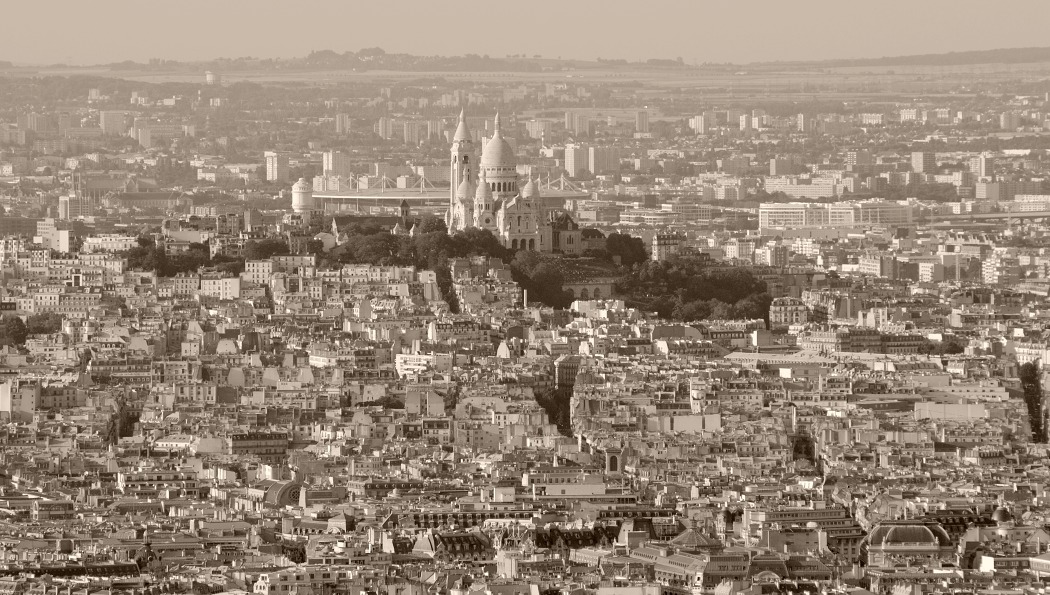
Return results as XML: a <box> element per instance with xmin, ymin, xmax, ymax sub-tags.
<box><xmin>84</xmin><ymin>46</ymin><xmax>1050</xmax><ymax>74</ymax></box>
<box><xmin>103</xmin><ymin>50</ymin><xmax>542</xmax><ymax>73</ymax></box>
<box><xmin>99</xmin><ymin>48</ymin><xmax>692</xmax><ymax>73</ymax></box>
<box><xmin>761</xmin><ymin>46</ymin><xmax>1050</xmax><ymax>69</ymax></box>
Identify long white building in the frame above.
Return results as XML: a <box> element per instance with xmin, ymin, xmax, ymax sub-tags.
<box><xmin>759</xmin><ymin>200</ymin><xmax>915</xmax><ymax>232</ymax></box>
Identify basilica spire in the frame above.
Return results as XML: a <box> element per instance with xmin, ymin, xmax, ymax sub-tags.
<box><xmin>453</xmin><ymin>108</ymin><xmax>471</xmax><ymax>142</ymax></box>
<box><xmin>450</xmin><ymin>108</ymin><xmax>475</xmax><ymax>215</ymax></box>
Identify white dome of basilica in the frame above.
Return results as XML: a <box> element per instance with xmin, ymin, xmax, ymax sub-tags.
<box><xmin>480</xmin><ymin>113</ymin><xmax>516</xmax><ymax>169</ymax></box>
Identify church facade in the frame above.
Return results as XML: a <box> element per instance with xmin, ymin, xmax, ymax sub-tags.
<box><xmin>445</xmin><ymin>111</ymin><xmax>554</xmax><ymax>252</ymax></box>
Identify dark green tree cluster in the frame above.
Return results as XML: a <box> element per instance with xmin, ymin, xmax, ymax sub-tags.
<box><xmin>881</xmin><ymin>182</ymin><xmax>958</xmax><ymax>203</ymax></box>
<box><xmin>536</xmin><ymin>386</ymin><xmax>573</xmax><ymax>437</ymax></box>
<box><xmin>511</xmin><ymin>251</ymin><xmax>573</xmax><ymax>309</ymax></box>
<box><xmin>604</xmin><ymin>233</ymin><xmax>648</xmax><ymax>267</ymax></box>
<box><xmin>26</xmin><ymin>312</ymin><xmax>64</xmax><ymax>335</ymax></box>
<box><xmin>242</xmin><ymin>239</ymin><xmax>290</xmax><ymax>261</ymax></box>
<box><xmin>123</xmin><ymin>237</ymin><xmax>168</xmax><ymax>272</ymax></box>
<box><xmin>154</xmin><ymin>160</ymin><xmax>198</xmax><ymax>187</ymax></box>
<box><xmin>359</xmin><ymin>395</ymin><xmax>405</xmax><ymax>409</ymax></box>
<box><xmin>919</xmin><ymin>335</ymin><xmax>967</xmax><ymax>356</ymax></box>
<box><xmin>119</xmin><ymin>221</ymin><xmax>578</xmax><ymax>310</ymax></box>
<box><xmin>325</xmin><ymin>218</ymin><xmax>577</xmax><ymax>310</ymax></box>
<box><xmin>441</xmin><ymin>382</ymin><xmax>461</xmax><ymax>415</ymax></box>
<box><xmin>327</xmin><ymin>219</ymin><xmax>507</xmax><ymax>268</ymax></box>
<box><xmin>0</xmin><ymin>317</ymin><xmax>28</xmax><ymax>347</ymax></box>
<box><xmin>104</xmin><ymin>396</ymin><xmax>140</xmax><ymax>443</ymax></box>
<box><xmin>125</xmin><ymin>237</ymin><xmax>248</xmax><ymax>277</ymax></box>
<box><xmin>790</xmin><ymin>433</ymin><xmax>816</xmax><ymax>463</ymax></box>
<box><xmin>281</xmin><ymin>542</ymin><xmax>306</xmax><ymax>564</ymax></box>
<box><xmin>1019</xmin><ymin>362</ymin><xmax>1046</xmax><ymax>443</ymax></box>
<box><xmin>617</xmin><ymin>255</ymin><xmax>773</xmax><ymax>324</ymax></box>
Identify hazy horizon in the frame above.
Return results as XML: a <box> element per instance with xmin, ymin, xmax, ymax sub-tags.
<box><xmin>6</xmin><ymin>0</ymin><xmax>1050</xmax><ymax>67</ymax></box>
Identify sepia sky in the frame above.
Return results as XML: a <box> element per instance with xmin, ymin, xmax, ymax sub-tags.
<box><xmin>5</xmin><ymin>0</ymin><xmax>1050</xmax><ymax>66</ymax></box>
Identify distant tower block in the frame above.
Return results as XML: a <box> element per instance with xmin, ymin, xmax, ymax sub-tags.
<box><xmin>291</xmin><ymin>177</ymin><xmax>314</xmax><ymax>213</ymax></box>
<box><xmin>205</xmin><ymin>71</ymin><xmax>221</xmax><ymax>86</ymax></box>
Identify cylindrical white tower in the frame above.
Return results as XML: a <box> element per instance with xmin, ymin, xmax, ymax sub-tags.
<box><xmin>291</xmin><ymin>178</ymin><xmax>313</xmax><ymax>213</ymax></box>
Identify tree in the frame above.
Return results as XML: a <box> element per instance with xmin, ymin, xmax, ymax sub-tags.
<box><xmin>616</xmin><ymin>254</ymin><xmax>771</xmax><ymax>322</ymax></box>
<box><xmin>733</xmin><ymin>292</ymin><xmax>774</xmax><ymax>325</ymax></box>
<box><xmin>165</xmin><ymin>242</ymin><xmax>211</xmax><ymax>275</ymax></box>
<box><xmin>212</xmin><ymin>257</ymin><xmax>246</xmax><ymax>276</ymax></box>
<box><xmin>1019</xmin><ymin>362</ymin><xmax>1045</xmax><ymax>443</ymax></box>
<box><xmin>672</xmin><ymin>300</ymin><xmax>712</xmax><ymax>322</ymax></box>
<box><xmin>0</xmin><ymin>317</ymin><xmax>28</xmax><ymax>347</ymax></box>
<box><xmin>413</xmin><ymin>232</ymin><xmax>454</xmax><ymax>268</ymax></box>
<box><xmin>415</xmin><ymin>215</ymin><xmax>448</xmax><ymax>235</ymax></box>
<box><xmin>965</xmin><ymin>258</ymin><xmax>983</xmax><ymax>281</ymax></box>
<box><xmin>346</xmin><ymin>233</ymin><xmax>402</xmax><ymax>265</ymax></box>
<box><xmin>448</xmin><ymin>228</ymin><xmax>511</xmax><ymax>261</ymax></box>
<box><xmin>707</xmin><ymin>300</ymin><xmax>736</xmax><ymax>321</ymax></box>
<box><xmin>124</xmin><ymin>238</ymin><xmax>167</xmax><ymax>273</ymax></box>
<box><xmin>921</xmin><ymin>335</ymin><xmax>967</xmax><ymax>356</ymax></box>
<box><xmin>288</xmin><ymin>164</ymin><xmax>318</xmax><ymax>183</ymax></box>
<box><xmin>26</xmin><ymin>312</ymin><xmax>63</xmax><ymax>335</ymax></box>
<box><xmin>306</xmin><ymin>239</ymin><xmax>325</xmax><ymax>255</ymax></box>
<box><xmin>605</xmin><ymin>233</ymin><xmax>647</xmax><ymax>267</ymax></box>
<box><xmin>434</xmin><ymin>261</ymin><xmax>459</xmax><ymax>314</ymax></box>
<box><xmin>510</xmin><ymin>252</ymin><xmax>572</xmax><ymax>309</ymax></box>
<box><xmin>100</xmin><ymin>295</ymin><xmax>127</xmax><ymax>313</ymax></box>
<box><xmin>511</xmin><ymin>250</ymin><xmax>542</xmax><ymax>274</ymax></box>
<box><xmin>525</xmin><ymin>263</ymin><xmax>573</xmax><ymax>309</ymax></box>
<box><xmin>243</xmin><ymin>239</ymin><xmax>290</xmax><ymax>261</ymax></box>
<box><xmin>535</xmin><ymin>387</ymin><xmax>573</xmax><ymax>437</ymax></box>
<box><xmin>442</xmin><ymin>383</ymin><xmax>461</xmax><ymax>415</ymax></box>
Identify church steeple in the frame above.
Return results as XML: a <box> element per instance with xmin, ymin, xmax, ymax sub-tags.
<box><xmin>450</xmin><ymin>109</ymin><xmax>475</xmax><ymax>215</ymax></box>
<box><xmin>453</xmin><ymin>108</ymin><xmax>470</xmax><ymax>141</ymax></box>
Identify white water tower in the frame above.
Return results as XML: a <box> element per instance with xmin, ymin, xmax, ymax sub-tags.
<box><xmin>291</xmin><ymin>177</ymin><xmax>314</xmax><ymax>213</ymax></box>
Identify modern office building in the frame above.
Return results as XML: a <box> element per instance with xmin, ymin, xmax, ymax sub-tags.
<box><xmin>911</xmin><ymin>151</ymin><xmax>936</xmax><ymax>174</ymax></box>
<box><xmin>323</xmin><ymin>151</ymin><xmax>352</xmax><ymax>178</ymax></box>
<box><xmin>265</xmin><ymin>153</ymin><xmax>289</xmax><ymax>183</ymax></box>
<box><xmin>525</xmin><ymin>120</ymin><xmax>552</xmax><ymax>140</ymax></box>
<box><xmin>635</xmin><ymin>110</ymin><xmax>650</xmax><ymax>134</ymax></box>
<box><xmin>58</xmin><ymin>193</ymin><xmax>93</xmax><ymax>220</ymax></box>
<box><xmin>1000</xmin><ymin>112</ymin><xmax>1021</xmax><ymax>130</ymax></box>
<box><xmin>588</xmin><ymin>146</ymin><xmax>621</xmax><ymax>175</ymax></box>
<box><xmin>334</xmin><ymin>113</ymin><xmax>351</xmax><ymax>134</ymax></box>
<box><xmin>565</xmin><ymin>112</ymin><xmax>591</xmax><ymax>136</ymax></box>
<box><xmin>99</xmin><ymin>111</ymin><xmax>127</xmax><ymax>136</ymax></box>
<box><xmin>565</xmin><ymin>144</ymin><xmax>587</xmax><ymax>178</ymax></box>
<box><xmin>968</xmin><ymin>155</ymin><xmax>994</xmax><ymax>181</ymax></box>
<box><xmin>688</xmin><ymin>115</ymin><xmax>708</xmax><ymax>134</ymax></box>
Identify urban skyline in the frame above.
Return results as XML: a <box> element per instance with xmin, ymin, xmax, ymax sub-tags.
<box><xmin>4</xmin><ymin>6</ymin><xmax>1050</xmax><ymax>595</ymax></box>
<box><xmin>5</xmin><ymin>0</ymin><xmax>1050</xmax><ymax>66</ymax></box>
